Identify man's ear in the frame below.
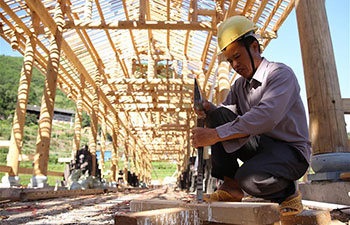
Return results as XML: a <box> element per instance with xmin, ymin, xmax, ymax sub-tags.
<box><xmin>251</xmin><ymin>40</ymin><xmax>260</xmax><ymax>54</ymax></box>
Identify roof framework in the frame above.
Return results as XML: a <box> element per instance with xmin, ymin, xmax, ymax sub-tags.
<box><xmin>0</xmin><ymin>0</ymin><xmax>294</xmax><ymax>163</ymax></box>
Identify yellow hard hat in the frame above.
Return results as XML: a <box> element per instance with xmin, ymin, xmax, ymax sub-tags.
<box><xmin>217</xmin><ymin>16</ymin><xmax>258</xmax><ymax>51</ymax></box>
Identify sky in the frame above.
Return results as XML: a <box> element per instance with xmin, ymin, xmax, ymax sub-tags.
<box><xmin>0</xmin><ymin>0</ymin><xmax>349</xmax><ymax>131</ymax></box>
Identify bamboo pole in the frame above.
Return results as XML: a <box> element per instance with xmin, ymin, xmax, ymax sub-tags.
<box><xmin>33</xmin><ymin>1</ymin><xmax>64</xmax><ymax>178</ymax></box>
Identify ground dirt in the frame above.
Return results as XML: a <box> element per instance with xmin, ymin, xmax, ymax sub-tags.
<box><xmin>0</xmin><ymin>186</ymin><xmax>348</xmax><ymax>224</ymax></box>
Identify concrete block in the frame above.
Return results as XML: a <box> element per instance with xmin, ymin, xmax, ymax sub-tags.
<box><xmin>299</xmin><ymin>182</ymin><xmax>350</xmax><ymax>205</ymax></box>
<box><xmin>131</xmin><ymin>199</ymin><xmax>280</xmax><ymax>225</ymax></box>
<box><xmin>280</xmin><ymin>210</ymin><xmax>331</xmax><ymax>225</ymax></box>
<box><xmin>115</xmin><ymin>207</ymin><xmax>198</xmax><ymax>225</ymax></box>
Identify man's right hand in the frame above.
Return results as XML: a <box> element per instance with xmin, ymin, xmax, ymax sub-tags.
<box><xmin>194</xmin><ymin>99</ymin><xmax>210</xmax><ymax>118</ymax></box>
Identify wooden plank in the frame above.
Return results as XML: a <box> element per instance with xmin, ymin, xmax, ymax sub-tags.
<box><xmin>115</xmin><ymin>207</ymin><xmax>198</xmax><ymax>225</ymax></box>
<box><xmin>21</xmin><ymin>188</ymin><xmax>105</xmax><ymax>201</ymax></box>
<box><xmin>65</xmin><ymin>20</ymin><xmax>214</xmax><ymax>30</ymax></box>
<box><xmin>0</xmin><ymin>165</ymin><xmax>12</xmax><ymax>173</ymax></box>
<box><xmin>0</xmin><ymin>165</ymin><xmax>63</xmax><ymax>177</ymax></box>
<box><xmin>130</xmin><ymin>199</ymin><xmax>280</xmax><ymax>225</ymax></box>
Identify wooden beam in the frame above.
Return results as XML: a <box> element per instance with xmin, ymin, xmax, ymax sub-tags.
<box><xmin>94</xmin><ymin>0</ymin><xmax>129</xmax><ymax>78</ymax></box>
<box><xmin>343</xmin><ymin>98</ymin><xmax>350</xmax><ymax>114</ymax></box>
<box><xmin>111</xmin><ymin>78</ymin><xmax>193</xmax><ymax>85</ymax></box>
<box><xmin>253</xmin><ymin>0</ymin><xmax>269</xmax><ymax>23</ymax></box>
<box><xmin>65</xmin><ymin>20</ymin><xmax>214</xmax><ymax>30</ymax></box>
<box><xmin>119</xmin><ymin>108</ymin><xmax>191</xmax><ymax>113</ymax></box>
<box><xmin>197</xmin><ymin>9</ymin><xmax>216</xmax><ymax>17</ymax></box>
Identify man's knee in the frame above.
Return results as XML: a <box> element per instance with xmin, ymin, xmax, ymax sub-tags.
<box><xmin>235</xmin><ymin>167</ymin><xmax>292</xmax><ymax>197</ymax></box>
<box><xmin>235</xmin><ymin>168</ymin><xmax>277</xmax><ymax>196</ymax></box>
<box><xmin>207</xmin><ymin>107</ymin><xmax>237</xmax><ymax>128</ymax></box>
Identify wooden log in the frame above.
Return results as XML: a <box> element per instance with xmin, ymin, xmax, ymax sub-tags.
<box><xmin>131</xmin><ymin>199</ymin><xmax>280</xmax><ymax>225</ymax></box>
<box><xmin>115</xmin><ymin>207</ymin><xmax>198</xmax><ymax>225</ymax></box>
<box><xmin>34</xmin><ymin>1</ymin><xmax>65</xmax><ymax>177</ymax></box>
<box><xmin>295</xmin><ymin>0</ymin><xmax>349</xmax><ymax>154</ymax></box>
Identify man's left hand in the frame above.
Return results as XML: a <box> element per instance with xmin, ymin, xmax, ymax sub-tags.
<box><xmin>191</xmin><ymin>127</ymin><xmax>220</xmax><ymax>148</ymax></box>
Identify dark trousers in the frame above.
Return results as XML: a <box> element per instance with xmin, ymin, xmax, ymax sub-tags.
<box><xmin>208</xmin><ymin>107</ymin><xmax>309</xmax><ymax>203</ymax></box>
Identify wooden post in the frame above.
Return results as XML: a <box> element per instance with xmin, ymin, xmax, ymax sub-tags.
<box><xmin>111</xmin><ymin>116</ymin><xmax>119</xmax><ymax>183</ymax></box>
<box><xmin>99</xmin><ymin>105</ymin><xmax>107</xmax><ymax>176</ymax></box>
<box><xmin>123</xmin><ymin>140</ymin><xmax>129</xmax><ymax>185</ymax></box>
<box><xmin>89</xmin><ymin>71</ymin><xmax>100</xmax><ymax>177</ymax></box>
<box><xmin>6</xmin><ymin>13</ymin><xmax>38</xmax><ymax>179</ymax></box>
<box><xmin>33</xmin><ymin>1</ymin><xmax>64</xmax><ymax>180</ymax></box>
<box><xmin>295</xmin><ymin>0</ymin><xmax>349</xmax><ymax>155</ymax></box>
<box><xmin>217</xmin><ymin>54</ymin><xmax>230</xmax><ymax>103</ymax></box>
<box><xmin>72</xmin><ymin>75</ymin><xmax>85</xmax><ymax>156</ymax></box>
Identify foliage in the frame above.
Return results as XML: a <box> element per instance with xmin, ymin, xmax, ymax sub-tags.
<box><xmin>0</xmin><ymin>55</ymin><xmax>75</xmax><ymax>120</ymax></box>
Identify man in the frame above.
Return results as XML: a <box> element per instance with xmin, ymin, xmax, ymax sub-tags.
<box><xmin>191</xmin><ymin>16</ymin><xmax>311</xmax><ymax>216</ymax></box>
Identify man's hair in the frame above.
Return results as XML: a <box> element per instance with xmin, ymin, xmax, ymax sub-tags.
<box><xmin>238</xmin><ymin>36</ymin><xmax>261</xmax><ymax>53</ymax></box>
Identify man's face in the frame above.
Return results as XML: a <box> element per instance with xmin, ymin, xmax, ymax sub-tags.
<box><xmin>223</xmin><ymin>41</ymin><xmax>254</xmax><ymax>80</ymax></box>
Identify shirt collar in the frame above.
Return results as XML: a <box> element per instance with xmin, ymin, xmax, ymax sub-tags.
<box><xmin>245</xmin><ymin>57</ymin><xmax>268</xmax><ymax>89</ymax></box>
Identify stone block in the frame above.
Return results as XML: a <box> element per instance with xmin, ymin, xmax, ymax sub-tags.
<box><xmin>115</xmin><ymin>207</ymin><xmax>198</xmax><ymax>225</ymax></box>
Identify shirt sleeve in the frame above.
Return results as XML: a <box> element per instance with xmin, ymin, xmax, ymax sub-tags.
<box><xmin>216</xmin><ymin>67</ymin><xmax>300</xmax><ymax>138</ymax></box>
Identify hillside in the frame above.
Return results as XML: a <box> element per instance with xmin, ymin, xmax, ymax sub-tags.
<box><xmin>0</xmin><ymin>55</ymin><xmax>76</xmax><ymax>120</ymax></box>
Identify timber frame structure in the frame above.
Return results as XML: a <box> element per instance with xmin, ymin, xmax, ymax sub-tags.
<box><xmin>0</xmin><ymin>0</ymin><xmax>349</xmax><ymax>186</ymax></box>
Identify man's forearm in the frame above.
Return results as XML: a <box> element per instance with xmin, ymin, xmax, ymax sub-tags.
<box><xmin>216</xmin><ymin>130</ymin><xmax>249</xmax><ymax>142</ymax></box>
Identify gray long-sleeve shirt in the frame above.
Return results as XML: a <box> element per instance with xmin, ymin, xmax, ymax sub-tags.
<box><xmin>209</xmin><ymin>58</ymin><xmax>312</xmax><ymax>163</ymax></box>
